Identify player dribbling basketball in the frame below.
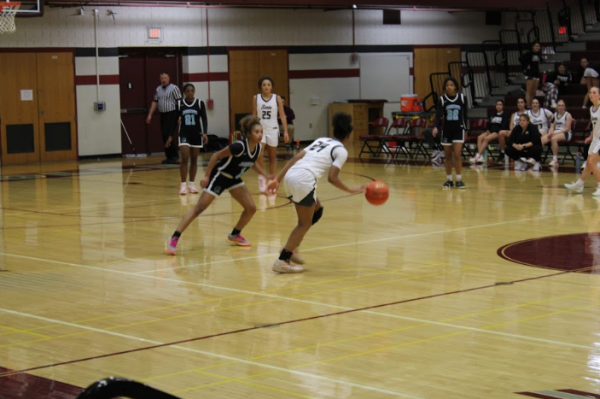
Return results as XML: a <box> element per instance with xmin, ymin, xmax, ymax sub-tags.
<box><xmin>267</xmin><ymin>112</ymin><xmax>365</xmax><ymax>273</ymax></box>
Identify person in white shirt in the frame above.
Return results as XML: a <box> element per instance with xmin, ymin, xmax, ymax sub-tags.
<box><xmin>543</xmin><ymin>100</ymin><xmax>573</xmax><ymax>166</ymax></box>
<box><xmin>526</xmin><ymin>98</ymin><xmax>554</xmax><ymax>134</ymax></box>
<box><xmin>565</xmin><ymin>87</ymin><xmax>600</xmax><ymax>196</ymax></box>
<box><xmin>266</xmin><ymin>112</ymin><xmax>365</xmax><ymax>273</ymax></box>
<box><xmin>253</xmin><ymin>76</ymin><xmax>289</xmax><ymax>193</ymax></box>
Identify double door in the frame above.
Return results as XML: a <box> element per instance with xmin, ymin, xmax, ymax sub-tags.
<box><xmin>0</xmin><ymin>52</ymin><xmax>77</xmax><ymax>165</ymax></box>
<box><xmin>229</xmin><ymin>49</ymin><xmax>289</xmax><ymax>132</ymax></box>
<box><xmin>119</xmin><ymin>50</ymin><xmax>181</xmax><ymax>155</ymax></box>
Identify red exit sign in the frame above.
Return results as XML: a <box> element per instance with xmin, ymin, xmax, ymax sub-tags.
<box><xmin>558</xmin><ymin>26</ymin><xmax>567</xmax><ymax>34</ymax></box>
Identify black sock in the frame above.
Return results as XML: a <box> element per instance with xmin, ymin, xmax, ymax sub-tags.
<box><xmin>172</xmin><ymin>231</ymin><xmax>182</xmax><ymax>239</ymax></box>
<box><xmin>279</xmin><ymin>249</ymin><xmax>293</xmax><ymax>262</ymax></box>
<box><xmin>231</xmin><ymin>228</ymin><xmax>241</xmax><ymax>237</ymax></box>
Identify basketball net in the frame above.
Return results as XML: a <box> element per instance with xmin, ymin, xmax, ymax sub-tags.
<box><xmin>0</xmin><ymin>2</ymin><xmax>20</xmax><ymax>34</ymax></box>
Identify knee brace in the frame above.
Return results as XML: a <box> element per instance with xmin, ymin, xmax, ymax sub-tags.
<box><xmin>312</xmin><ymin>206</ymin><xmax>324</xmax><ymax>225</ymax></box>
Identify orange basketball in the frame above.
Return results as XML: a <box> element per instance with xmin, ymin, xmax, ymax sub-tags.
<box><xmin>365</xmin><ymin>181</ymin><xmax>389</xmax><ymax>206</ymax></box>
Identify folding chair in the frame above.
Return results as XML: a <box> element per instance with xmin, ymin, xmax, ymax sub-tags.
<box><xmin>463</xmin><ymin>118</ymin><xmax>488</xmax><ymax>159</ymax></box>
<box><xmin>542</xmin><ymin>119</ymin><xmax>577</xmax><ymax>163</ymax></box>
<box><xmin>391</xmin><ymin>118</ymin><xmax>429</xmax><ymax>160</ymax></box>
<box><xmin>358</xmin><ymin>117</ymin><xmax>390</xmax><ymax>158</ymax></box>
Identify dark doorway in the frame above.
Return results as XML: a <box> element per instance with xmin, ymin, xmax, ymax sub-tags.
<box><xmin>119</xmin><ymin>48</ymin><xmax>183</xmax><ymax>155</ymax></box>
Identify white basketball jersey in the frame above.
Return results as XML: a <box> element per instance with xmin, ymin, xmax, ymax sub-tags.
<box><xmin>256</xmin><ymin>94</ymin><xmax>279</xmax><ymax>131</ymax></box>
<box><xmin>553</xmin><ymin>112</ymin><xmax>571</xmax><ymax>133</ymax></box>
<box><xmin>591</xmin><ymin>105</ymin><xmax>600</xmax><ymax>140</ymax></box>
<box><xmin>512</xmin><ymin>111</ymin><xmax>524</xmax><ymax>129</ymax></box>
<box><xmin>527</xmin><ymin>108</ymin><xmax>552</xmax><ymax>132</ymax></box>
<box><xmin>292</xmin><ymin>137</ymin><xmax>348</xmax><ymax>179</ymax></box>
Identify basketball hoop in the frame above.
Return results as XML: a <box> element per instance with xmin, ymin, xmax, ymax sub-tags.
<box><xmin>0</xmin><ymin>2</ymin><xmax>20</xmax><ymax>34</ymax></box>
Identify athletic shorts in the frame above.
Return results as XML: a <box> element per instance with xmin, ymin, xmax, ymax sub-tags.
<box><xmin>525</xmin><ymin>70</ymin><xmax>540</xmax><ymax>80</ymax></box>
<box><xmin>204</xmin><ymin>171</ymin><xmax>244</xmax><ymax>197</ymax></box>
<box><xmin>441</xmin><ymin>128</ymin><xmax>465</xmax><ymax>145</ymax></box>
<box><xmin>179</xmin><ymin>133</ymin><xmax>203</xmax><ymax>148</ymax></box>
<box><xmin>261</xmin><ymin>125</ymin><xmax>280</xmax><ymax>147</ymax></box>
<box><xmin>284</xmin><ymin>168</ymin><xmax>317</xmax><ymax>207</ymax></box>
<box><xmin>591</xmin><ymin>138</ymin><xmax>600</xmax><ymax>155</ymax></box>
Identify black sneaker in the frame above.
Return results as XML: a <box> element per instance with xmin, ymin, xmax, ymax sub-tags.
<box><xmin>455</xmin><ymin>181</ymin><xmax>466</xmax><ymax>189</ymax></box>
<box><xmin>443</xmin><ymin>180</ymin><xmax>454</xmax><ymax>188</ymax></box>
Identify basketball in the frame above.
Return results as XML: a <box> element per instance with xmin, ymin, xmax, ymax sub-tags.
<box><xmin>365</xmin><ymin>181</ymin><xmax>389</xmax><ymax>206</ymax></box>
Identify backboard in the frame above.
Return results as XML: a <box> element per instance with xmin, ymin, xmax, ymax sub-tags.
<box><xmin>15</xmin><ymin>0</ymin><xmax>42</xmax><ymax>16</ymax></box>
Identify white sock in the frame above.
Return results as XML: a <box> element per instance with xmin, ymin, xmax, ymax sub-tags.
<box><xmin>553</xmin><ymin>156</ymin><xmax>558</xmax><ymax>160</ymax></box>
<box><xmin>180</xmin><ymin>182</ymin><xmax>187</xmax><ymax>186</ymax></box>
<box><xmin>576</xmin><ymin>179</ymin><xmax>585</xmax><ymax>187</ymax></box>
<box><xmin>456</xmin><ymin>174</ymin><xmax>462</xmax><ymax>181</ymax></box>
<box><xmin>447</xmin><ymin>175</ymin><xmax>453</xmax><ymax>181</ymax></box>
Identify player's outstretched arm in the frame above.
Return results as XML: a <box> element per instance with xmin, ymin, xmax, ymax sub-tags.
<box><xmin>266</xmin><ymin>150</ymin><xmax>306</xmax><ymax>193</ymax></box>
<box><xmin>252</xmin><ymin>162</ymin><xmax>271</xmax><ymax>180</ymax></box>
<box><xmin>328</xmin><ymin>166</ymin><xmax>365</xmax><ymax>194</ymax></box>
<box><xmin>200</xmin><ymin>147</ymin><xmax>232</xmax><ymax>188</ymax></box>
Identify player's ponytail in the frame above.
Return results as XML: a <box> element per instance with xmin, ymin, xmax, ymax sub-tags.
<box><xmin>240</xmin><ymin>115</ymin><xmax>262</xmax><ymax>137</ymax></box>
<box><xmin>332</xmin><ymin>112</ymin><xmax>353</xmax><ymax>141</ymax></box>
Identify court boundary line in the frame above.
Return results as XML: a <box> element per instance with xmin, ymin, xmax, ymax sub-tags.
<box><xmin>0</xmin><ymin>260</ymin><xmax>596</xmax><ymax>378</ymax></box>
<box><xmin>0</xmin><ymin>308</ymin><xmax>423</xmax><ymax>399</ymax></box>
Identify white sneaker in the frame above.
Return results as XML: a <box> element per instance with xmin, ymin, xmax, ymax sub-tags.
<box><xmin>593</xmin><ymin>188</ymin><xmax>600</xmax><ymax>197</ymax></box>
<box><xmin>258</xmin><ymin>176</ymin><xmax>267</xmax><ymax>193</ymax></box>
<box><xmin>550</xmin><ymin>100</ymin><xmax>557</xmax><ymax>109</ymax></box>
<box><xmin>187</xmin><ymin>182</ymin><xmax>199</xmax><ymax>194</ymax></box>
<box><xmin>565</xmin><ymin>182</ymin><xmax>584</xmax><ymax>193</ymax></box>
<box><xmin>290</xmin><ymin>250</ymin><xmax>305</xmax><ymax>265</ymax></box>
<box><xmin>532</xmin><ymin>162</ymin><xmax>541</xmax><ymax>171</ymax></box>
<box><xmin>273</xmin><ymin>259</ymin><xmax>304</xmax><ymax>273</ymax></box>
<box><xmin>469</xmin><ymin>154</ymin><xmax>480</xmax><ymax>164</ymax></box>
<box><xmin>524</xmin><ymin>157</ymin><xmax>536</xmax><ymax>165</ymax></box>
<box><xmin>548</xmin><ymin>158</ymin><xmax>559</xmax><ymax>166</ymax></box>
<box><xmin>179</xmin><ymin>183</ymin><xmax>188</xmax><ymax>195</ymax></box>
<box><xmin>515</xmin><ymin>160</ymin><xmax>526</xmax><ymax>171</ymax></box>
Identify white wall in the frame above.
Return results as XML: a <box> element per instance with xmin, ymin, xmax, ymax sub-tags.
<box><xmin>75</xmin><ymin>55</ymin><xmax>122</xmax><ymax>156</ymax></box>
<box><xmin>182</xmin><ymin>54</ymin><xmax>229</xmax><ymax>137</ymax></box>
<box><xmin>2</xmin><ymin>7</ymin><xmax>502</xmax><ymax>47</ymax></box>
<box><xmin>0</xmin><ymin>6</ymin><xmax>507</xmax><ymax>154</ymax></box>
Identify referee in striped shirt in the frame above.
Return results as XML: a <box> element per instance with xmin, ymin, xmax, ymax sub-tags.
<box><xmin>146</xmin><ymin>72</ymin><xmax>182</xmax><ymax>164</ymax></box>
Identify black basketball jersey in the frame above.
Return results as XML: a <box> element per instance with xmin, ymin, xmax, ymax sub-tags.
<box><xmin>178</xmin><ymin>98</ymin><xmax>207</xmax><ymax>137</ymax></box>
<box><xmin>440</xmin><ymin>93</ymin><xmax>467</xmax><ymax>130</ymax></box>
<box><xmin>215</xmin><ymin>139</ymin><xmax>262</xmax><ymax>179</ymax></box>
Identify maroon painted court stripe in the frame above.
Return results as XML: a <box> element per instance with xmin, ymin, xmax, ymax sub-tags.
<box><xmin>0</xmin><ymin>264</ymin><xmax>589</xmax><ymax>379</ymax></box>
<box><xmin>558</xmin><ymin>389</ymin><xmax>600</xmax><ymax>398</ymax></box>
<box><xmin>0</xmin><ymin>366</ymin><xmax>82</xmax><ymax>398</ymax></box>
<box><xmin>515</xmin><ymin>393</ymin><xmax>563</xmax><ymax>399</ymax></box>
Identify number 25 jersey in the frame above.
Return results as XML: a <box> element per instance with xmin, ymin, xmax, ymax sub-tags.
<box><xmin>256</xmin><ymin>94</ymin><xmax>279</xmax><ymax>132</ymax></box>
<box><xmin>440</xmin><ymin>93</ymin><xmax>467</xmax><ymax>131</ymax></box>
<box><xmin>291</xmin><ymin>137</ymin><xmax>348</xmax><ymax>179</ymax></box>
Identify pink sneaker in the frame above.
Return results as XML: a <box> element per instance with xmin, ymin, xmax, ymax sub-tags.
<box><xmin>187</xmin><ymin>182</ymin><xmax>199</xmax><ymax>194</ymax></box>
<box><xmin>226</xmin><ymin>234</ymin><xmax>251</xmax><ymax>246</ymax></box>
<box><xmin>179</xmin><ymin>183</ymin><xmax>188</xmax><ymax>195</ymax></box>
<box><xmin>165</xmin><ymin>237</ymin><xmax>178</xmax><ymax>255</ymax></box>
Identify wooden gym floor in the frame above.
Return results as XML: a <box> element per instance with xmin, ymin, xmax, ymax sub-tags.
<box><xmin>1</xmin><ymin>145</ymin><xmax>600</xmax><ymax>399</ymax></box>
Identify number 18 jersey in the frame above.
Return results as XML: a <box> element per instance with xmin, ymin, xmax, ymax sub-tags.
<box><xmin>291</xmin><ymin>137</ymin><xmax>348</xmax><ymax>179</ymax></box>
